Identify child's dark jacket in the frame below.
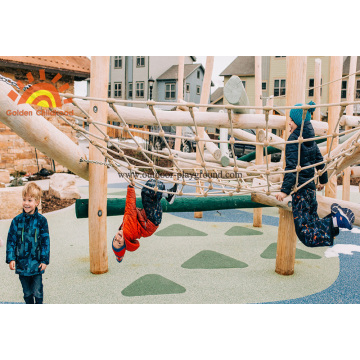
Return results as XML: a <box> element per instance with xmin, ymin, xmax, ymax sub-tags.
<box><xmin>281</xmin><ymin>122</ymin><xmax>328</xmax><ymax>195</ymax></box>
<box><xmin>6</xmin><ymin>208</ymin><xmax>50</xmax><ymax>276</ymax></box>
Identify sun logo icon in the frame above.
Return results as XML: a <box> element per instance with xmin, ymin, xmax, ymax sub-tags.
<box><xmin>7</xmin><ymin>69</ymin><xmax>73</xmax><ymax>108</ymax></box>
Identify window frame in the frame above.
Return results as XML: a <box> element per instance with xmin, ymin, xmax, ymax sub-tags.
<box><xmin>136</xmin><ymin>56</ymin><xmax>145</xmax><ymax>67</ymax></box>
<box><xmin>274</xmin><ymin>78</ymin><xmax>286</xmax><ymax>97</ymax></box>
<box><xmin>341</xmin><ymin>80</ymin><xmax>347</xmax><ymax>99</ymax></box>
<box><xmin>108</xmin><ymin>83</ymin><xmax>111</xmax><ymax>98</ymax></box>
<box><xmin>136</xmin><ymin>81</ymin><xmax>144</xmax><ymax>98</ymax></box>
<box><xmin>356</xmin><ymin>80</ymin><xmax>360</xmax><ymax>99</ymax></box>
<box><xmin>165</xmin><ymin>82</ymin><xmax>176</xmax><ymax>100</ymax></box>
<box><xmin>262</xmin><ymin>81</ymin><xmax>267</xmax><ymax>91</ymax></box>
<box><xmin>196</xmin><ymin>85</ymin><xmax>200</xmax><ymax>95</ymax></box>
<box><xmin>128</xmin><ymin>82</ymin><xmax>133</xmax><ymax>98</ymax></box>
<box><xmin>114</xmin><ymin>82</ymin><xmax>122</xmax><ymax>98</ymax></box>
<box><xmin>114</xmin><ymin>56</ymin><xmax>122</xmax><ymax>69</ymax></box>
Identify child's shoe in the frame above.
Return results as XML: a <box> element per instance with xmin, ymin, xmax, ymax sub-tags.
<box><xmin>333</xmin><ymin>206</ymin><xmax>354</xmax><ymax>230</ymax></box>
<box><xmin>331</xmin><ymin>203</ymin><xmax>355</xmax><ymax>224</ymax></box>
<box><xmin>166</xmin><ymin>183</ymin><xmax>178</xmax><ymax>205</ymax></box>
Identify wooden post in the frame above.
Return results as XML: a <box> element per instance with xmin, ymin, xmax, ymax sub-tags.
<box><xmin>314</xmin><ymin>58</ymin><xmax>322</xmax><ymax>121</ymax></box>
<box><xmin>253</xmin><ymin>56</ymin><xmax>263</xmax><ymax>227</ymax></box>
<box><xmin>325</xmin><ymin>56</ymin><xmax>343</xmax><ymax>199</ymax></box>
<box><xmin>275</xmin><ymin>56</ymin><xmax>307</xmax><ymax>276</ymax></box>
<box><xmin>88</xmin><ymin>56</ymin><xmax>110</xmax><ymax>274</ymax></box>
<box><xmin>194</xmin><ymin>56</ymin><xmax>214</xmax><ymax>219</ymax></box>
<box><xmin>175</xmin><ymin>56</ymin><xmax>185</xmax><ymax>151</ymax></box>
<box><xmin>342</xmin><ymin>56</ymin><xmax>357</xmax><ymax>201</ymax></box>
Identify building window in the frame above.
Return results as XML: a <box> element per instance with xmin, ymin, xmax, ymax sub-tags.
<box><xmin>136</xmin><ymin>56</ymin><xmax>145</xmax><ymax>67</ymax></box>
<box><xmin>186</xmin><ymin>83</ymin><xmax>190</xmax><ymax>93</ymax></box>
<box><xmin>136</xmin><ymin>81</ymin><xmax>144</xmax><ymax>97</ymax></box>
<box><xmin>341</xmin><ymin>80</ymin><xmax>347</xmax><ymax>99</ymax></box>
<box><xmin>165</xmin><ymin>83</ymin><xmax>176</xmax><ymax>100</ymax></box>
<box><xmin>275</xmin><ymin>56</ymin><xmax>286</xmax><ymax>58</ymax></box>
<box><xmin>262</xmin><ymin>82</ymin><xmax>267</xmax><ymax>91</ymax></box>
<box><xmin>196</xmin><ymin>86</ymin><xmax>200</xmax><ymax>95</ymax></box>
<box><xmin>114</xmin><ymin>82</ymin><xmax>122</xmax><ymax>97</ymax></box>
<box><xmin>274</xmin><ymin>79</ymin><xmax>286</xmax><ymax>97</ymax></box>
<box><xmin>356</xmin><ymin>80</ymin><xmax>360</xmax><ymax>99</ymax></box>
<box><xmin>197</xmin><ymin>70</ymin><xmax>200</xmax><ymax>79</ymax></box>
<box><xmin>308</xmin><ymin>78</ymin><xmax>322</xmax><ymax>97</ymax></box>
<box><xmin>242</xmin><ymin>81</ymin><xmax>246</xmax><ymax>89</ymax></box>
<box><xmin>114</xmin><ymin>56</ymin><xmax>122</xmax><ymax>69</ymax></box>
<box><xmin>108</xmin><ymin>83</ymin><xmax>111</xmax><ymax>97</ymax></box>
<box><xmin>128</xmin><ymin>82</ymin><xmax>133</xmax><ymax>98</ymax></box>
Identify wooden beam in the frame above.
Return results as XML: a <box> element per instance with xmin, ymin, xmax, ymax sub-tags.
<box><xmin>195</xmin><ymin>56</ymin><xmax>214</xmax><ymax>219</ymax></box>
<box><xmin>252</xmin><ymin>191</ymin><xmax>360</xmax><ymax>228</ymax></box>
<box><xmin>340</xmin><ymin>115</ymin><xmax>360</xmax><ymax>127</ymax></box>
<box><xmin>276</xmin><ymin>56</ymin><xmax>307</xmax><ymax>276</ymax></box>
<box><xmin>325</xmin><ymin>56</ymin><xmax>343</xmax><ymax>199</ymax></box>
<box><xmin>62</xmin><ymin>99</ymin><xmax>328</xmax><ymax>133</ymax></box>
<box><xmin>342</xmin><ymin>56</ymin><xmax>357</xmax><ymax>201</ymax></box>
<box><xmin>254</xmin><ymin>56</ymin><xmax>263</xmax><ymax>228</ymax></box>
<box><xmin>88</xmin><ymin>56</ymin><xmax>109</xmax><ymax>275</ymax></box>
<box><xmin>0</xmin><ymin>81</ymin><xmax>89</xmax><ymax>180</ymax></box>
<box><xmin>175</xmin><ymin>56</ymin><xmax>184</xmax><ymax>151</ymax></box>
<box><xmin>314</xmin><ymin>58</ymin><xmax>322</xmax><ymax>121</ymax></box>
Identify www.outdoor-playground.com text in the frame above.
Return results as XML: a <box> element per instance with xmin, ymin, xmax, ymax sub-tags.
<box><xmin>118</xmin><ymin>171</ymin><xmax>243</xmax><ymax>180</ymax></box>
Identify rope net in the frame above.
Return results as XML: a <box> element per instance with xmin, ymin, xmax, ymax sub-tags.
<box><xmin>48</xmin><ymin>93</ymin><xmax>360</xmax><ymax>199</ymax></box>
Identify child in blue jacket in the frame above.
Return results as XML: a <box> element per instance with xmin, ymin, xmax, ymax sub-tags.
<box><xmin>275</xmin><ymin>102</ymin><xmax>355</xmax><ymax>247</ymax></box>
<box><xmin>6</xmin><ymin>182</ymin><xmax>50</xmax><ymax>304</ymax></box>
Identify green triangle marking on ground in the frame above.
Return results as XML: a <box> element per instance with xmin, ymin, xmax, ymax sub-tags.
<box><xmin>181</xmin><ymin>250</ymin><xmax>248</xmax><ymax>269</ymax></box>
<box><xmin>155</xmin><ymin>224</ymin><xmax>208</xmax><ymax>237</ymax></box>
<box><xmin>121</xmin><ymin>274</ymin><xmax>186</xmax><ymax>297</ymax></box>
<box><xmin>260</xmin><ymin>243</ymin><xmax>322</xmax><ymax>259</ymax></box>
<box><xmin>225</xmin><ymin>226</ymin><xmax>263</xmax><ymax>236</ymax></box>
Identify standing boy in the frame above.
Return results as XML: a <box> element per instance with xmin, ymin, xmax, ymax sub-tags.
<box><xmin>6</xmin><ymin>182</ymin><xmax>50</xmax><ymax>304</ymax></box>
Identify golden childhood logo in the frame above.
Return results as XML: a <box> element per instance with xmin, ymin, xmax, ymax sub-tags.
<box><xmin>7</xmin><ymin>69</ymin><xmax>73</xmax><ymax>108</ymax></box>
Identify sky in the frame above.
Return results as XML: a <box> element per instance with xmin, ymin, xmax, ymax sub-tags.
<box><xmin>74</xmin><ymin>56</ymin><xmax>236</xmax><ymax>96</ymax></box>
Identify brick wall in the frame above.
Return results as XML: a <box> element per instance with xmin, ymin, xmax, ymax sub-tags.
<box><xmin>0</xmin><ymin>66</ymin><xmax>78</xmax><ymax>175</ymax></box>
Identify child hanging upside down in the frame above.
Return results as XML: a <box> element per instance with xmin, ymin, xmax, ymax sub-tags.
<box><xmin>112</xmin><ymin>179</ymin><xmax>177</xmax><ymax>263</ymax></box>
<box><xmin>275</xmin><ymin>101</ymin><xmax>355</xmax><ymax>247</ymax></box>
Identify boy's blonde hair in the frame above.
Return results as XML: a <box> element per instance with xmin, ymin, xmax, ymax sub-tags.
<box><xmin>22</xmin><ymin>182</ymin><xmax>42</xmax><ymax>202</ymax></box>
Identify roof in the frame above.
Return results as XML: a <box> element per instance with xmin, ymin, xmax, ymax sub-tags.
<box><xmin>342</xmin><ymin>56</ymin><xmax>360</xmax><ymax>75</ymax></box>
<box><xmin>210</xmin><ymin>87</ymin><xmax>224</xmax><ymax>103</ymax></box>
<box><xmin>157</xmin><ymin>63</ymin><xmax>203</xmax><ymax>80</ymax></box>
<box><xmin>0</xmin><ymin>56</ymin><xmax>90</xmax><ymax>79</ymax></box>
<box><xmin>220</xmin><ymin>56</ymin><xmax>255</xmax><ymax>76</ymax></box>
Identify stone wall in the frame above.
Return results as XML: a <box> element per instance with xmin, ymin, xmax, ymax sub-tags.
<box><xmin>0</xmin><ymin>66</ymin><xmax>78</xmax><ymax>175</ymax></box>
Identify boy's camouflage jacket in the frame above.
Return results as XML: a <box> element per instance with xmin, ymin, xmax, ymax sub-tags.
<box><xmin>6</xmin><ymin>208</ymin><xmax>50</xmax><ymax>276</ymax></box>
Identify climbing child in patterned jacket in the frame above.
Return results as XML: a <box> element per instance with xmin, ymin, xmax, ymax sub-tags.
<box><xmin>6</xmin><ymin>182</ymin><xmax>50</xmax><ymax>304</ymax></box>
<box><xmin>112</xmin><ymin>178</ymin><xmax>177</xmax><ymax>263</ymax></box>
<box><xmin>275</xmin><ymin>101</ymin><xmax>355</xmax><ymax>247</ymax></box>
